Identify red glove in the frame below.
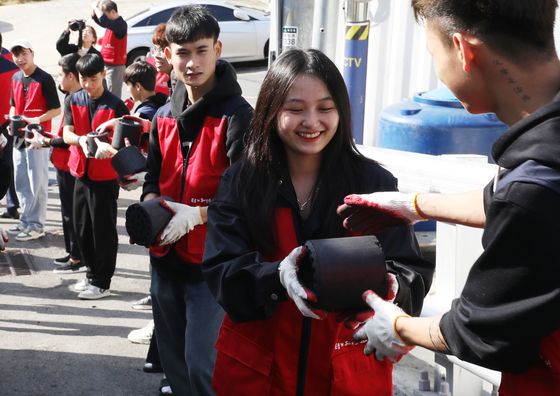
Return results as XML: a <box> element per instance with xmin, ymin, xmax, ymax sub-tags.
<box><xmin>337</xmin><ymin>192</ymin><xmax>426</xmax><ymax>235</ymax></box>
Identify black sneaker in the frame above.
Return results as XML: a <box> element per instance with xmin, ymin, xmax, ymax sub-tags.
<box><xmin>1</xmin><ymin>209</ymin><xmax>20</xmax><ymax>220</ymax></box>
<box><xmin>53</xmin><ymin>254</ymin><xmax>71</xmax><ymax>266</ymax></box>
<box><xmin>53</xmin><ymin>262</ymin><xmax>86</xmax><ymax>274</ymax></box>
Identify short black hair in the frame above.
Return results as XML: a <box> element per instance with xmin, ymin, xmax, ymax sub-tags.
<box><xmin>100</xmin><ymin>0</ymin><xmax>118</xmax><ymax>13</ymax></box>
<box><xmin>124</xmin><ymin>61</ymin><xmax>156</xmax><ymax>91</ymax></box>
<box><xmin>76</xmin><ymin>53</ymin><xmax>105</xmax><ymax>77</ymax></box>
<box><xmin>0</xmin><ymin>33</ymin><xmax>3</xmax><ymax>49</ymax></box>
<box><xmin>165</xmin><ymin>5</ymin><xmax>220</xmax><ymax>44</ymax></box>
<box><xmin>58</xmin><ymin>53</ymin><xmax>81</xmax><ymax>79</ymax></box>
<box><xmin>412</xmin><ymin>0</ymin><xmax>558</xmax><ymax>60</ymax></box>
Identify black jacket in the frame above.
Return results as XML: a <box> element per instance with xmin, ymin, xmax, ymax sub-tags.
<box><xmin>56</xmin><ymin>30</ymin><xmax>101</xmax><ymax>57</ymax></box>
<box><xmin>203</xmin><ymin>157</ymin><xmax>434</xmax><ymax>322</ymax></box>
<box><xmin>440</xmin><ymin>93</ymin><xmax>560</xmax><ymax>372</ymax></box>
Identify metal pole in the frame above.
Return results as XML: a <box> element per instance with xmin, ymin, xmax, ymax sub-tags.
<box><xmin>343</xmin><ymin>0</ymin><xmax>371</xmax><ymax>144</ymax></box>
<box><xmin>311</xmin><ymin>0</ymin><xmax>328</xmax><ymax>51</ymax></box>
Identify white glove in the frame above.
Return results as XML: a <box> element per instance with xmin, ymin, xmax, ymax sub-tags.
<box><xmin>94</xmin><ymin>138</ymin><xmax>116</xmax><ymax>159</ymax></box>
<box><xmin>119</xmin><ymin>171</ymin><xmax>146</xmax><ymax>191</ymax></box>
<box><xmin>0</xmin><ymin>228</ymin><xmax>8</xmax><ymax>251</ymax></box>
<box><xmin>353</xmin><ymin>291</ymin><xmax>413</xmax><ymax>362</ymax></box>
<box><xmin>95</xmin><ymin>117</ymin><xmax>118</xmax><ymax>134</ymax></box>
<box><xmin>349</xmin><ymin>192</ymin><xmax>424</xmax><ymax>223</ymax></box>
<box><xmin>25</xmin><ymin>130</ymin><xmax>45</xmax><ymax>150</ymax></box>
<box><xmin>0</xmin><ymin>134</ymin><xmax>8</xmax><ymax>151</ymax></box>
<box><xmin>78</xmin><ymin>135</ymin><xmax>90</xmax><ymax>157</ymax></box>
<box><xmin>278</xmin><ymin>246</ymin><xmax>321</xmax><ymax>320</ymax></box>
<box><xmin>159</xmin><ymin>201</ymin><xmax>203</xmax><ymax>245</ymax></box>
<box><xmin>338</xmin><ymin>192</ymin><xmax>426</xmax><ymax>235</ymax></box>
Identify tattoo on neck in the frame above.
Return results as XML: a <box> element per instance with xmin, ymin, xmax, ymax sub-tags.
<box><xmin>493</xmin><ymin>59</ymin><xmax>531</xmax><ymax>102</ymax></box>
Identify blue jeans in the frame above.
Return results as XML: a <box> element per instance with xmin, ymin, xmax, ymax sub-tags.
<box><xmin>151</xmin><ymin>265</ymin><xmax>224</xmax><ymax>396</ymax></box>
<box><xmin>12</xmin><ymin>147</ymin><xmax>48</xmax><ymax>231</ymax></box>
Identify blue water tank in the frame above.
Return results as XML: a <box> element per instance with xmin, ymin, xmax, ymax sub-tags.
<box><xmin>377</xmin><ymin>87</ymin><xmax>507</xmax><ymax>162</ymax></box>
<box><xmin>377</xmin><ymin>87</ymin><xmax>507</xmax><ymax>231</ymax></box>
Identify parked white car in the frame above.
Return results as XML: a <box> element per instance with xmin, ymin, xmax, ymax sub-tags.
<box><xmin>124</xmin><ymin>1</ymin><xmax>270</xmax><ymax>65</ymax></box>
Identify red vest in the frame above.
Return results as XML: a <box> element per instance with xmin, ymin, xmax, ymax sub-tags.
<box><xmin>146</xmin><ymin>56</ymin><xmax>170</xmax><ymax>96</ymax></box>
<box><xmin>212</xmin><ymin>207</ymin><xmax>393</xmax><ymax>396</ymax></box>
<box><xmin>51</xmin><ymin>111</ymin><xmax>70</xmax><ymax>172</ymax></box>
<box><xmin>101</xmin><ymin>29</ymin><xmax>127</xmax><ymax>66</ymax></box>
<box><xmin>499</xmin><ymin>330</ymin><xmax>560</xmax><ymax>395</ymax></box>
<box><xmin>67</xmin><ymin>90</ymin><xmax>119</xmax><ymax>180</ymax></box>
<box><xmin>0</xmin><ymin>56</ymin><xmax>17</xmax><ymax>119</ymax></box>
<box><xmin>149</xmin><ymin>112</ymin><xmax>230</xmax><ymax>263</ymax></box>
<box><xmin>11</xmin><ymin>70</ymin><xmax>52</xmax><ymax>132</ymax></box>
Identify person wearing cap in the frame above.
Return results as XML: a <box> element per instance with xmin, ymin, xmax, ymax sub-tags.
<box><xmin>8</xmin><ymin>40</ymin><xmax>60</xmax><ymax>242</ymax></box>
<box><xmin>91</xmin><ymin>0</ymin><xmax>127</xmax><ymax>98</ymax></box>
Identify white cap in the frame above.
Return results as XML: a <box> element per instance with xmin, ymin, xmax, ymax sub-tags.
<box><xmin>9</xmin><ymin>40</ymin><xmax>33</xmax><ymax>52</ymax></box>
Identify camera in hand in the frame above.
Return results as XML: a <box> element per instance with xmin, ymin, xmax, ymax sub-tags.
<box><xmin>68</xmin><ymin>19</ymin><xmax>86</xmax><ymax>31</ymax></box>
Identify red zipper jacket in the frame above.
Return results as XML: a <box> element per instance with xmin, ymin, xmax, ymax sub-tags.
<box><xmin>67</xmin><ymin>89</ymin><xmax>127</xmax><ymax>180</ymax></box>
<box><xmin>142</xmin><ymin>60</ymin><xmax>253</xmax><ymax>265</ymax></box>
<box><xmin>11</xmin><ymin>68</ymin><xmax>53</xmax><ymax>132</ymax></box>
<box><xmin>0</xmin><ymin>55</ymin><xmax>17</xmax><ymax>119</ymax></box>
<box><xmin>203</xmin><ymin>159</ymin><xmax>435</xmax><ymax>396</ymax></box>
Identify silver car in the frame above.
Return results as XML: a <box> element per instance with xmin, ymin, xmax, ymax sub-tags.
<box><xmin>124</xmin><ymin>0</ymin><xmax>270</xmax><ymax>65</ymax></box>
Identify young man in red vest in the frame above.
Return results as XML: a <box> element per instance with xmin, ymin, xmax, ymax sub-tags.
<box><xmin>91</xmin><ymin>0</ymin><xmax>127</xmax><ymax>98</ymax></box>
<box><xmin>63</xmin><ymin>53</ymin><xmax>129</xmax><ymax>299</ymax></box>
<box><xmin>0</xmin><ymin>33</ymin><xmax>20</xmax><ymax>221</ymax></box>
<box><xmin>28</xmin><ymin>53</ymin><xmax>84</xmax><ymax>272</ymax></box>
<box><xmin>8</xmin><ymin>40</ymin><xmax>60</xmax><ymax>242</ymax></box>
<box><xmin>340</xmin><ymin>1</ymin><xmax>560</xmax><ymax>395</ymax></box>
<box><xmin>140</xmin><ymin>5</ymin><xmax>253</xmax><ymax>395</ymax></box>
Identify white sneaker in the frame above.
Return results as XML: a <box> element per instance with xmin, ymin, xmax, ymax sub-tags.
<box><xmin>78</xmin><ymin>285</ymin><xmax>111</xmax><ymax>300</ymax></box>
<box><xmin>127</xmin><ymin>320</ymin><xmax>154</xmax><ymax>344</ymax></box>
<box><xmin>73</xmin><ymin>278</ymin><xmax>90</xmax><ymax>292</ymax></box>
<box><xmin>15</xmin><ymin>228</ymin><xmax>46</xmax><ymax>241</ymax></box>
<box><xmin>7</xmin><ymin>224</ymin><xmax>25</xmax><ymax>235</ymax></box>
<box><xmin>131</xmin><ymin>295</ymin><xmax>152</xmax><ymax>310</ymax></box>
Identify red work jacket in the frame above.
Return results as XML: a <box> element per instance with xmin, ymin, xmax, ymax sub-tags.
<box><xmin>67</xmin><ymin>90</ymin><xmax>118</xmax><ymax>180</ymax></box>
<box><xmin>101</xmin><ymin>29</ymin><xmax>127</xmax><ymax>66</ymax></box>
<box><xmin>212</xmin><ymin>207</ymin><xmax>393</xmax><ymax>396</ymax></box>
<box><xmin>146</xmin><ymin>56</ymin><xmax>170</xmax><ymax>96</ymax></box>
<box><xmin>11</xmin><ymin>71</ymin><xmax>52</xmax><ymax>132</ymax></box>
<box><xmin>149</xmin><ymin>110</ymin><xmax>230</xmax><ymax>264</ymax></box>
<box><xmin>499</xmin><ymin>330</ymin><xmax>560</xmax><ymax>395</ymax></box>
<box><xmin>51</xmin><ymin>114</ymin><xmax>70</xmax><ymax>172</ymax></box>
<box><xmin>0</xmin><ymin>56</ymin><xmax>17</xmax><ymax>119</ymax></box>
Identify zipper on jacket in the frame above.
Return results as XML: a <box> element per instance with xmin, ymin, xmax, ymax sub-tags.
<box><xmin>179</xmin><ymin>142</ymin><xmax>192</xmax><ymax>203</ymax></box>
<box><xmin>296</xmin><ymin>317</ymin><xmax>312</xmax><ymax>396</ymax></box>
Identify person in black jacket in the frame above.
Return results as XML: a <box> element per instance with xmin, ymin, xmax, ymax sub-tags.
<box><xmin>139</xmin><ymin>6</ymin><xmax>253</xmax><ymax>395</ymax></box>
<box><xmin>56</xmin><ymin>23</ymin><xmax>101</xmax><ymax>58</ymax></box>
<box><xmin>202</xmin><ymin>48</ymin><xmax>433</xmax><ymax>396</ymax></box>
<box><xmin>339</xmin><ymin>1</ymin><xmax>560</xmax><ymax>395</ymax></box>
<box><xmin>124</xmin><ymin>61</ymin><xmax>167</xmax><ymax>121</ymax></box>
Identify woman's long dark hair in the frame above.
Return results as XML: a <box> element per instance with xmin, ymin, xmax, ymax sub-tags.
<box><xmin>234</xmin><ymin>48</ymin><xmax>368</xmax><ymax>254</ymax></box>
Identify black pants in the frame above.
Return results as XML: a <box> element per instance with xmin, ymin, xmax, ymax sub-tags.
<box><xmin>73</xmin><ymin>177</ymin><xmax>119</xmax><ymax>289</ymax></box>
<box><xmin>0</xmin><ymin>134</ymin><xmax>20</xmax><ymax>210</ymax></box>
<box><xmin>57</xmin><ymin>169</ymin><xmax>80</xmax><ymax>259</ymax></box>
